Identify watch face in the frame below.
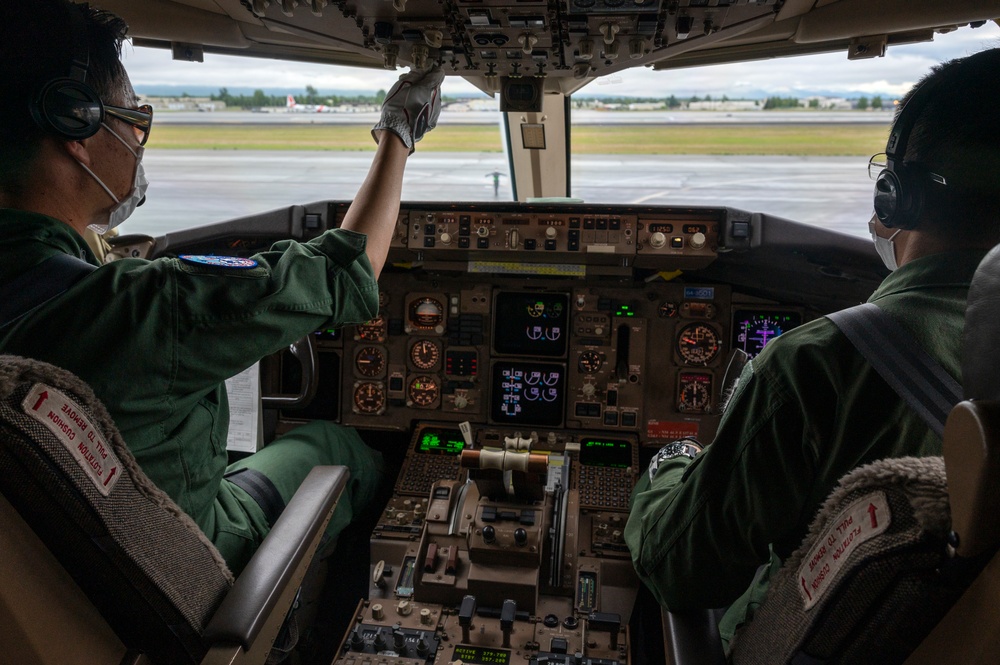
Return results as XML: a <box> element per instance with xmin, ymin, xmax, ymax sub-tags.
<box><xmin>648</xmin><ymin>442</ymin><xmax>699</xmax><ymax>482</ymax></box>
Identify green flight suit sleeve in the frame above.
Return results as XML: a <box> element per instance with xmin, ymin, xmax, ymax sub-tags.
<box><xmin>624</xmin><ymin>335</ymin><xmax>832</xmax><ymax>611</ymax></box>
<box><xmin>167</xmin><ymin>228</ymin><xmax>379</xmax><ymax>389</ymax></box>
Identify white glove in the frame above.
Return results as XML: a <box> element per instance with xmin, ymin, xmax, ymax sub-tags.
<box><xmin>371</xmin><ymin>67</ymin><xmax>444</xmax><ymax>153</ymax></box>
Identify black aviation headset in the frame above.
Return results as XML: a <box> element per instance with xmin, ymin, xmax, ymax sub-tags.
<box><xmin>27</xmin><ymin>4</ymin><xmax>104</xmax><ymax>142</ymax></box>
<box><xmin>872</xmin><ymin>76</ymin><xmax>947</xmax><ymax>231</ymax></box>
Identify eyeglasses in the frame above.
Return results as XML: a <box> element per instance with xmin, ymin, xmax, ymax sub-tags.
<box><xmin>104</xmin><ymin>103</ymin><xmax>153</xmax><ymax>146</ymax></box>
<box><xmin>868</xmin><ymin>152</ymin><xmax>947</xmax><ymax>186</ymax></box>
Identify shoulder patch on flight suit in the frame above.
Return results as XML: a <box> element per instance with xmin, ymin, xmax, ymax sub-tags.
<box><xmin>179</xmin><ymin>255</ymin><xmax>259</xmax><ymax>269</ymax></box>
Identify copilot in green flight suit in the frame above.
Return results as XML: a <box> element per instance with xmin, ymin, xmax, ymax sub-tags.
<box><xmin>0</xmin><ymin>209</ymin><xmax>385</xmax><ymax>574</ymax></box>
<box><xmin>625</xmin><ymin>249</ymin><xmax>987</xmax><ymax>650</ymax></box>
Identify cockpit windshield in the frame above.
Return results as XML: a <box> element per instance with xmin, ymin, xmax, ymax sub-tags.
<box><xmin>123</xmin><ymin>20</ymin><xmax>998</xmax><ymax>239</ymax></box>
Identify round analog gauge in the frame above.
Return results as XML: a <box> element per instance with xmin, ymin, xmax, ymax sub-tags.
<box><xmin>408</xmin><ymin>297</ymin><xmax>444</xmax><ymax>330</ymax></box>
<box><xmin>578</xmin><ymin>350</ymin><xmax>603</xmax><ymax>373</ymax></box>
<box><xmin>353</xmin><ymin>382</ymin><xmax>386</xmax><ymax>415</ymax></box>
<box><xmin>410</xmin><ymin>339</ymin><xmax>441</xmax><ymax>370</ymax></box>
<box><xmin>677</xmin><ymin>323</ymin><xmax>721</xmax><ymax>365</ymax></box>
<box><xmin>659</xmin><ymin>301</ymin><xmax>678</xmax><ymax>318</ymax></box>
<box><xmin>355</xmin><ymin>346</ymin><xmax>386</xmax><ymax>377</ymax></box>
<box><xmin>678</xmin><ymin>373</ymin><xmax>712</xmax><ymax>412</ymax></box>
<box><xmin>408</xmin><ymin>376</ymin><xmax>440</xmax><ymax>407</ymax></box>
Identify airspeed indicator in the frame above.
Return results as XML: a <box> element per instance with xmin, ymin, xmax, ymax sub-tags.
<box><xmin>677</xmin><ymin>322</ymin><xmax>721</xmax><ymax>365</ymax></box>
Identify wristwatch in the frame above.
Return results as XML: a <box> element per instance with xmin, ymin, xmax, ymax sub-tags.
<box><xmin>647</xmin><ymin>438</ymin><xmax>703</xmax><ymax>482</ymax></box>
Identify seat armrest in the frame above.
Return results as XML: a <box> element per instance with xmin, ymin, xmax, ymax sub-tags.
<box><xmin>662</xmin><ymin>608</ymin><xmax>727</xmax><ymax>665</ymax></box>
<box><xmin>203</xmin><ymin>466</ymin><xmax>349</xmax><ymax>649</ymax></box>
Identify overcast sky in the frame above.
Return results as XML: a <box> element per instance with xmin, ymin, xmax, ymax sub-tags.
<box><xmin>123</xmin><ymin>21</ymin><xmax>999</xmax><ymax>98</ymax></box>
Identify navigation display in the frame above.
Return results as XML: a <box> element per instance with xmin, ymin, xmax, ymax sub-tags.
<box><xmin>490</xmin><ymin>361</ymin><xmax>565</xmax><ymax>427</ymax></box>
<box><xmin>415</xmin><ymin>428</ymin><xmax>465</xmax><ymax>455</ymax></box>
<box><xmin>579</xmin><ymin>438</ymin><xmax>631</xmax><ymax>468</ymax></box>
<box><xmin>493</xmin><ymin>292</ymin><xmax>569</xmax><ymax>358</ymax></box>
<box><xmin>733</xmin><ymin>309</ymin><xmax>802</xmax><ymax>359</ymax></box>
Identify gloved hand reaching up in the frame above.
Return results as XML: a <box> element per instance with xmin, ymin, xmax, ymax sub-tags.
<box><xmin>371</xmin><ymin>67</ymin><xmax>445</xmax><ymax>154</ymax></box>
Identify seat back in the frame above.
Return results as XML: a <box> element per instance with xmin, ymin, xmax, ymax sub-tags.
<box><xmin>727</xmin><ymin>456</ymin><xmax>979</xmax><ymax>665</ymax></box>
<box><xmin>0</xmin><ymin>355</ymin><xmax>233</xmax><ymax>664</ymax></box>
<box><xmin>726</xmin><ymin>244</ymin><xmax>1000</xmax><ymax>664</ymax></box>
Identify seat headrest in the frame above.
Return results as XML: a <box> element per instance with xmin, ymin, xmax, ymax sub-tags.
<box><xmin>0</xmin><ymin>354</ymin><xmax>232</xmax><ymax>663</ymax></box>
<box><xmin>963</xmin><ymin>244</ymin><xmax>1000</xmax><ymax>400</ymax></box>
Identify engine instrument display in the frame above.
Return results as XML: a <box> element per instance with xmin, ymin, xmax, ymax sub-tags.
<box><xmin>677</xmin><ymin>322</ymin><xmax>722</xmax><ymax>365</ymax></box>
<box><xmin>493</xmin><ymin>292</ymin><xmax>569</xmax><ymax>358</ymax></box>
<box><xmin>733</xmin><ymin>309</ymin><xmax>802</xmax><ymax>358</ymax></box>
<box><xmin>490</xmin><ymin>361</ymin><xmax>565</xmax><ymax>427</ymax></box>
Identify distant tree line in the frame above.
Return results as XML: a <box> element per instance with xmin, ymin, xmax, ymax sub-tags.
<box><xmin>209</xmin><ymin>86</ymin><xmax>389</xmax><ymax>109</ymax></box>
<box><xmin>573</xmin><ymin>93</ymin><xmax>891</xmax><ymax>110</ymax></box>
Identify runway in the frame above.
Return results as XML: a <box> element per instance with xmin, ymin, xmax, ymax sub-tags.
<box><xmin>155</xmin><ymin>109</ymin><xmax>894</xmax><ymax>126</ymax></box>
<box><xmin>127</xmin><ymin>151</ymin><xmax>875</xmax><ymax>239</ymax></box>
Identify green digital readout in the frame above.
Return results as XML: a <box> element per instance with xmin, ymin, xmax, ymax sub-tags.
<box><xmin>417</xmin><ymin>428</ymin><xmax>465</xmax><ymax>455</ymax></box>
<box><xmin>579</xmin><ymin>438</ymin><xmax>631</xmax><ymax>468</ymax></box>
<box><xmin>452</xmin><ymin>646</ymin><xmax>511</xmax><ymax>665</ymax></box>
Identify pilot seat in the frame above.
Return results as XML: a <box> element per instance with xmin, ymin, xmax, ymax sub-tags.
<box><xmin>0</xmin><ymin>354</ymin><xmax>348</xmax><ymax>665</ymax></box>
<box><xmin>664</xmin><ymin>242</ymin><xmax>1000</xmax><ymax>665</ymax></box>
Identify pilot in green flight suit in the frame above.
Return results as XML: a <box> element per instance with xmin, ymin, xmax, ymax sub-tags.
<box><xmin>0</xmin><ymin>0</ymin><xmax>445</xmax><ymax>575</ymax></box>
<box><xmin>625</xmin><ymin>48</ymin><xmax>1000</xmax><ymax>652</ymax></box>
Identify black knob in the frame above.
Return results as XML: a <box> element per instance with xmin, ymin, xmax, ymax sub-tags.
<box><xmin>483</xmin><ymin>525</ymin><xmax>496</xmax><ymax>543</ymax></box>
<box><xmin>374</xmin><ymin>630</ymin><xmax>388</xmax><ymax>651</ymax></box>
<box><xmin>514</xmin><ymin>527</ymin><xmax>528</xmax><ymax>546</ymax></box>
<box><xmin>543</xmin><ymin>614</ymin><xmax>560</xmax><ymax>628</ymax></box>
<box><xmin>350</xmin><ymin>626</ymin><xmax>365</xmax><ymax>651</ymax></box>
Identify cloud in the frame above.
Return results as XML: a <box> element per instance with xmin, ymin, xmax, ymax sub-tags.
<box><xmin>123</xmin><ymin>20</ymin><xmax>999</xmax><ymax>98</ymax></box>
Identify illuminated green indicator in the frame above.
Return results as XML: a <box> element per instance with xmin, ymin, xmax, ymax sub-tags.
<box><xmin>616</xmin><ymin>305</ymin><xmax>635</xmax><ymax>317</ymax></box>
<box><xmin>452</xmin><ymin>646</ymin><xmax>511</xmax><ymax>665</ymax></box>
<box><xmin>418</xmin><ymin>431</ymin><xmax>465</xmax><ymax>454</ymax></box>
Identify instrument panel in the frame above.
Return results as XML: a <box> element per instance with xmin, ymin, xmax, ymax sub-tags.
<box><xmin>275</xmin><ymin>272</ymin><xmax>804</xmax><ymax>445</ymax></box>
<box><xmin>147</xmin><ymin>200</ymin><xmax>886</xmax><ymax>665</ymax></box>
<box><xmin>138</xmin><ymin>201</ymin><xmax>849</xmax><ymax>447</ymax></box>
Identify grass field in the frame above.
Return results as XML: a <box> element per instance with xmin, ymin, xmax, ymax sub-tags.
<box><xmin>147</xmin><ymin>124</ymin><xmax>888</xmax><ymax>156</ymax></box>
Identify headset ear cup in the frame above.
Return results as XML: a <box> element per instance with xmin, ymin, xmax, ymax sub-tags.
<box><xmin>873</xmin><ymin>169</ymin><xmax>901</xmax><ymax>228</ymax></box>
<box><xmin>30</xmin><ymin>78</ymin><xmax>103</xmax><ymax>141</ymax></box>
<box><xmin>874</xmin><ymin>164</ymin><xmax>923</xmax><ymax>230</ymax></box>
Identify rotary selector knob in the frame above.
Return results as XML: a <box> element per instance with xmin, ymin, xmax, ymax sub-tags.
<box><xmin>454</xmin><ymin>394</ymin><xmax>469</xmax><ymax>409</ymax></box>
<box><xmin>649</xmin><ymin>232</ymin><xmax>667</xmax><ymax>248</ymax></box>
<box><xmin>440</xmin><ymin>232</ymin><xmax>452</xmax><ymax>245</ymax></box>
<box><xmin>545</xmin><ymin>227</ymin><xmax>558</xmax><ymax>240</ymax></box>
<box><xmin>372</xmin><ymin>603</ymin><xmax>385</xmax><ymax>620</ymax></box>
<box><xmin>477</xmin><ymin>226</ymin><xmax>490</xmax><ymax>237</ymax></box>
<box><xmin>514</xmin><ymin>528</ymin><xmax>528</xmax><ymax>546</ymax></box>
<box><xmin>483</xmin><ymin>525</ymin><xmax>496</xmax><ymax>544</ymax></box>
<box><xmin>397</xmin><ymin>600</ymin><xmax>413</xmax><ymax>616</ymax></box>
<box><xmin>690</xmin><ymin>232</ymin><xmax>706</xmax><ymax>249</ymax></box>
<box><xmin>582</xmin><ymin>383</ymin><xmax>596</xmax><ymax>397</ymax></box>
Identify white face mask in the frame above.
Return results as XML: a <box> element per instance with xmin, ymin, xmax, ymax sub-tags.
<box><xmin>77</xmin><ymin>122</ymin><xmax>148</xmax><ymax>235</ymax></box>
<box><xmin>869</xmin><ymin>216</ymin><xmax>901</xmax><ymax>271</ymax></box>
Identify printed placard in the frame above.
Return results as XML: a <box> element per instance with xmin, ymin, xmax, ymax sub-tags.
<box><xmin>797</xmin><ymin>491</ymin><xmax>892</xmax><ymax>610</ymax></box>
<box><xmin>21</xmin><ymin>383</ymin><xmax>122</xmax><ymax>496</ymax></box>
